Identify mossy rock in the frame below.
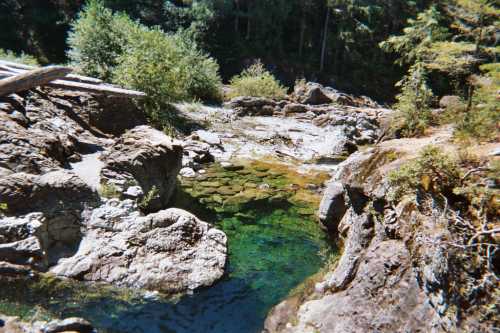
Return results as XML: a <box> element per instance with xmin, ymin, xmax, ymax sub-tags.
<box><xmin>288</xmin><ymin>189</ymin><xmax>320</xmax><ymax>207</ymax></box>
<box><xmin>200</xmin><ymin>181</ymin><xmax>222</xmax><ymax>187</ymax></box>
<box><xmin>254</xmin><ymin>166</ymin><xmax>270</xmax><ymax>172</ymax></box>
<box><xmin>218</xmin><ymin>186</ymin><xmax>240</xmax><ymax>196</ymax></box>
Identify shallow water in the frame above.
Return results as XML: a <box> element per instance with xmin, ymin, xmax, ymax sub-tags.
<box><xmin>0</xmin><ymin>162</ymin><xmax>332</xmax><ymax>333</ymax></box>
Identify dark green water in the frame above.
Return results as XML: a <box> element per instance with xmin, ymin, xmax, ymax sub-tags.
<box><xmin>0</xmin><ymin>163</ymin><xmax>332</xmax><ymax>333</ymax></box>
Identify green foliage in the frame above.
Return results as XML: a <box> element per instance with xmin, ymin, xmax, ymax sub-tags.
<box><xmin>0</xmin><ymin>49</ymin><xmax>38</xmax><ymax>65</ymax></box>
<box><xmin>138</xmin><ymin>186</ymin><xmax>159</xmax><ymax>210</ymax></box>
<box><xmin>453</xmin><ymin>63</ymin><xmax>500</xmax><ymax>141</ymax></box>
<box><xmin>228</xmin><ymin>61</ymin><xmax>287</xmax><ymax>99</ymax></box>
<box><xmin>67</xmin><ymin>0</ymin><xmax>128</xmax><ymax>80</ymax></box>
<box><xmin>388</xmin><ymin>145</ymin><xmax>461</xmax><ymax>201</ymax></box>
<box><xmin>98</xmin><ymin>182</ymin><xmax>121</xmax><ymax>199</ymax></box>
<box><xmin>68</xmin><ymin>1</ymin><xmax>222</xmax><ymax>128</ymax></box>
<box><xmin>393</xmin><ymin>62</ymin><xmax>434</xmax><ymax>137</ymax></box>
<box><xmin>380</xmin><ymin>6</ymin><xmax>449</xmax><ymax>65</ymax></box>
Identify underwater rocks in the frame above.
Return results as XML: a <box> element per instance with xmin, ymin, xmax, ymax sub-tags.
<box><xmin>0</xmin><ymin>315</ymin><xmax>95</xmax><ymax>333</ymax></box>
<box><xmin>99</xmin><ymin>125</ymin><xmax>183</xmax><ymax>212</ymax></box>
<box><xmin>51</xmin><ymin>199</ymin><xmax>227</xmax><ymax>294</ymax></box>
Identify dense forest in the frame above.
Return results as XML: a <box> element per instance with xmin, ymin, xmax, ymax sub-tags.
<box><xmin>0</xmin><ymin>0</ymin><xmax>444</xmax><ymax>100</ymax></box>
<box><xmin>0</xmin><ymin>0</ymin><xmax>498</xmax><ymax>132</ymax></box>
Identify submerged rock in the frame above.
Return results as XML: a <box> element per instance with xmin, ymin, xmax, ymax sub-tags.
<box><xmin>0</xmin><ymin>314</ymin><xmax>95</xmax><ymax>333</ymax></box>
<box><xmin>51</xmin><ymin>199</ymin><xmax>227</xmax><ymax>294</ymax></box>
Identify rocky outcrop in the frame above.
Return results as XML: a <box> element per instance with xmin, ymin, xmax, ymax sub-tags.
<box><xmin>264</xmin><ymin>138</ymin><xmax>498</xmax><ymax>332</ymax></box>
<box><xmin>0</xmin><ymin>88</ymin><xmax>226</xmax><ymax>297</ymax></box>
<box><xmin>52</xmin><ymin>199</ymin><xmax>227</xmax><ymax>294</ymax></box>
<box><xmin>0</xmin><ymin>315</ymin><xmax>95</xmax><ymax>333</ymax></box>
<box><xmin>99</xmin><ymin>125</ymin><xmax>183</xmax><ymax>212</ymax></box>
<box><xmin>292</xmin><ymin>82</ymin><xmax>381</xmax><ymax>108</ymax></box>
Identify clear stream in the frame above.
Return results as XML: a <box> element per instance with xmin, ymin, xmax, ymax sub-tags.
<box><xmin>0</xmin><ymin>161</ymin><xmax>333</xmax><ymax>333</ymax></box>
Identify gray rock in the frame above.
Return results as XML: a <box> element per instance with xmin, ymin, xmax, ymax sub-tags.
<box><xmin>42</xmin><ymin>317</ymin><xmax>94</xmax><ymax>333</ymax></box>
<box><xmin>100</xmin><ymin>126</ymin><xmax>183</xmax><ymax>212</ymax></box>
<box><xmin>51</xmin><ymin>200</ymin><xmax>227</xmax><ymax>294</ymax></box>
<box><xmin>179</xmin><ymin>167</ymin><xmax>196</xmax><ymax>178</ymax></box>
<box><xmin>195</xmin><ymin>130</ymin><xmax>221</xmax><ymax>145</ymax></box>
<box><xmin>317</xmin><ymin>181</ymin><xmax>346</xmax><ymax>233</ymax></box>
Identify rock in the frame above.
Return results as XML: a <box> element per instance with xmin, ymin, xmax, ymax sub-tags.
<box><xmin>8</xmin><ymin>111</ymin><xmax>29</xmax><ymax>127</ymax></box>
<box><xmin>224</xmin><ymin>96</ymin><xmax>277</xmax><ymax>116</ymax></box>
<box><xmin>100</xmin><ymin>126</ymin><xmax>183</xmax><ymax>212</ymax></box>
<box><xmin>0</xmin><ymin>315</ymin><xmax>94</xmax><ymax>333</ymax></box>
<box><xmin>123</xmin><ymin>185</ymin><xmax>143</xmax><ymax>198</ymax></box>
<box><xmin>0</xmin><ymin>171</ymin><xmax>99</xmax><ymax>270</ymax></box>
<box><xmin>283</xmin><ymin>103</ymin><xmax>308</xmax><ymax>115</ymax></box>
<box><xmin>489</xmin><ymin>148</ymin><xmax>500</xmax><ymax>156</ymax></box>
<box><xmin>317</xmin><ymin>181</ymin><xmax>346</xmax><ymax>233</ymax></box>
<box><xmin>51</xmin><ymin>201</ymin><xmax>227</xmax><ymax>294</ymax></box>
<box><xmin>294</xmin><ymin>83</ymin><xmax>333</xmax><ymax>105</ymax></box>
<box><xmin>89</xmin><ymin>95</ymin><xmax>147</xmax><ymax>135</ymax></box>
<box><xmin>179</xmin><ymin>167</ymin><xmax>196</xmax><ymax>178</ymax></box>
<box><xmin>194</xmin><ymin>130</ymin><xmax>221</xmax><ymax>145</ymax></box>
<box><xmin>439</xmin><ymin>95</ymin><xmax>462</xmax><ymax>109</ymax></box>
<box><xmin>42</xmin><ymin>317</ymin><xmax>94</xmax><ymax>333</ymax></box>
<box><xmin>0</xmin><ymin>170</ymin><xmax>98</xmax><ymax>216</ymax></box>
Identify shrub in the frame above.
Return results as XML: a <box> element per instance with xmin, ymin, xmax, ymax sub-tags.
<box><xmin>0</xmin><ymin>49</ymin><xmax>38</xmax><ymax>66</ymax></box>
<box><xmin>453</xmin><ymin>63</ymin><xmax>500</xmax><ymax>142</ymax></box>
<box><xmin>67</xmin><ymin>0</ymin><xmax>128</xmax><ymax>80</ymax></box>
<box><xmin>113</xmin><ymin>28</ymin><xmax>221</xmax><ymax>122</ymax></box>
<box><xmin>388</xmin><ymin>145</ymin><xmax>461</xmax><ymax>201</ymax></box>
<box><xmin>68</xmin><ymin>1</ymin><xmax>222</xmax><ymax>128</ymax></box>
<box><xmin>392</xmin><ymin>62</ymin><xmax>434</xmax><ymax>137</ymax></box>
<box><xmin>228</xmin><ymin>61</ymin><xmax>287</xmax><ymax>99</ymax></box>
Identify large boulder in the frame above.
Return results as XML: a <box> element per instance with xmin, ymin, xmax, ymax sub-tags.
<box><xmin>0</xmin><ymin>170</ymin><xmax>99</xmax><ymax>271</ymax></box>
<box><xmin>293</xmin><ymin>82</ymin><xmax>333</xmax><ymax>105</ymax></box>
<box><xmin>52</xmin><ymin>199</ymin><xmax>227</xmax><ymax>294</ymax></box>
<box><xmin>99</xmin><ymin>126</ymin><xmax>183</xmax><ymax>212</ymax></box>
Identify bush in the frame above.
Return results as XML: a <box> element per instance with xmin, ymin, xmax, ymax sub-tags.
<box><xmin>0</xmin><ymin>49</ymin><xmax>38</xmax><ymax>66</ymax></box>
<box><xmin>113</xmin><ymin>28</ymin><xmax>222</xmax><ymax>124</ymax></box>
<box><xmin>68</xmin><ymin>0</ymin><xmax>222</xmax><ymax>128</ymax></box>
<box><xmin>453</xmin><ymin>63</ymin><xmax>500</xmax><ymax>142</ymax></box>
<box><xmin>388</xmin><ymin>145</ymin><xmax>461</xmax><ymax>201</ymax></box>
<box><xmin>392</xmin><ymin>62</ymin><xmax>434</xmax><ymax>137</ymax></box>
<box><xmin>67</xmin><ymin>0</ymin><xmax>128</xmax><ymax>80</ymax></box>
<box><xmin>228</xmin><ymin>61</ymin><xmax>287</xmax><ymax>99</ymax></box>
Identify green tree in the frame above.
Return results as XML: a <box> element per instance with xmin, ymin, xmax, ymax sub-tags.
<box><xmin>379</xmin><ymin>5</ymin><xmax>449</xmax><ymax>65</ymax></box>
<box><xmin>67</xmin><ymin>0</ymin><xmax>128</xmax><ymax>80</ymax></box>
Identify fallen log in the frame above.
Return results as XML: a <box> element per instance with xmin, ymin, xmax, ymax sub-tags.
<box><xmin>47</xmin><ymin>80</ymin><xmax>146</xmax><ymax>98</ymax></box>
<box><xmin>0</xmin><ymin>66</ymin><xmax>73</xmax><ymax>97</ymax></box>
<box><xmin>0</xmin><ymin>60</ymin><xmax>145</xmax><ymax>98</ymax></box>
<box><xmin>0</xmin><ymin>62</ymin><xmax>103</xmax><ymax>84</ymax></box>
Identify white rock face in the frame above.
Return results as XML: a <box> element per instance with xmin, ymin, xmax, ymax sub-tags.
<box><xmin>51</xmin><ymin>199</ymin><xmax>227</xmax><ymax>293</ymax></box>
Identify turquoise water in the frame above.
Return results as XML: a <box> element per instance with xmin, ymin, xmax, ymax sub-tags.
<box><xmin>0</xmin><ymin>164</ymin><xmax>332</xmax><ymax>333</ymax></box>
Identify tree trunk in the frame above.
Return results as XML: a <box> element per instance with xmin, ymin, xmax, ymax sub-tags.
<box><xmin>299</xmin><ymin>13</ymin><xmax>306</xmax><ymax>58</ymax></box>
<box><xmin>0</xmin><ymin>66</ymin><xmax>72</xmax><ymax>97</ymax></box>
<box><xmin>234</xmin><ymin>0</ymin><xmax>240</xmax><ymax>34</ymax></box>
<box><xmin>320</xmin><ymin>6</ymin><xmax>330</xmax><ymax>72</ymax></box>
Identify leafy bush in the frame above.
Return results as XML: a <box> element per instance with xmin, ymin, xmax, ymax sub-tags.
<box><xmin>392</xmin><ymin>62</ymin><xmax>434</xmax><ymax>137</ymax></box>
<box><xmin>228</xmin><ymin>61</ymin><xmax>287</xmax><ymax>99</ymax></box>
<box><xmin>68</xmin><ymin>0</ymin><xmax>222</xmax><ymax>129</ymax></box>
<box><xmin>67</xmin><ymin>0</ymin><xmax>128</xmax><ymax>80</ymax></box>
<box><xmin>388</xmin><ymin>145</ymin><xmax>461</xmax><ymax>201</ymax></box>
<box><xmin>0</xmin><ymin>49</ymin><xmax>38</xmax><ymax>65</ymax></box>
<box><xmin>453</xmin><ymin>63</ymin><xmax>500</xmax><ymax>141</ymax></box>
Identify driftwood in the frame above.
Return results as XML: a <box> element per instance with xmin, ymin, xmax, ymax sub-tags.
<box><xmin>0</xmin><ymin>60</ymin><xmax>145</xmax><ymax>98</ymax></box>
<box><xmin>47</xmin><ymin>80</ymin><xmax>146</xmax><ymax>98</ymax></box>
<box><xmin>0</xmin><ymin>66</ymin><xmax>73</xmax><ymax>97</ymax></box>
